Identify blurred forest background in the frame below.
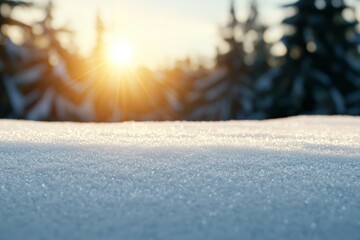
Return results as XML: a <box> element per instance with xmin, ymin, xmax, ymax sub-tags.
<box><xmin>1</xmin><ymin>0</ymin><xmax>360</xmax><ymax>122</ymax></box>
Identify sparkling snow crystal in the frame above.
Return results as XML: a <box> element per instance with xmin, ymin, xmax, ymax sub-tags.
<box><xmin>0</xmin><ymin>116</ymin><xmax>359</xmax><ymax>239</ymax></box>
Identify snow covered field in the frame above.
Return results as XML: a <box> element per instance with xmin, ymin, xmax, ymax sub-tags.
<box><xmin>0</xmin><ymin>116</ymin><xmax>359</xmax><ymax>240</ymax></box>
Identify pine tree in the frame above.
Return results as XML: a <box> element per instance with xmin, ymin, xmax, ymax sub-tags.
<box><xmin>242</xmin><ymin>0</ymin><xmax>272</xmax><ymax>119</ymax></box>
<box><xmin>93</xmin><ymin>12</ymin><xmax>106</xmax><ymax>62</ymax></box>
<box><xmin>186</xmin><ymin>0</ymin><xmax>266</xmax><ymax>120</ymax></box>
<box><xmin>0</xmin><ymin>0</ymin><xmax>34</xmax><ymax>118</ymax></box>
<box><xmin>185</xmin><ymin>0</ymin><xmax>244</xmax><ymax>120</ymax></box>
<box><xmin>18</xmin><ymin>0</ymin><xmax>95</xmax><ymax>121</ymax></box>
<box><xmin>162</xmin><ymin>57</ymin><xmax>209</xmax><ymax>120</ymax></box>
<box><xmin>87</xmin><ymin>13</ymin><xmax>116</xmax><ymax>122</ymax></box>
<box><xmin>258</xmin><ymin>0</ymin><xmax>360</xmax><ymax>118</ymax></box>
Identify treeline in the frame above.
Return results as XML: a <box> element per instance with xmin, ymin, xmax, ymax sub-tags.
<box><xmin>1</xmin><ymin>0</ymin><xmax>360</xmax><ymax>121</ymax></box>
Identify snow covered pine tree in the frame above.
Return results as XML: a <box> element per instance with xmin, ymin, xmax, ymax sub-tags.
<box><xmin>1</xmin><ymin>0</ymin><xmax>95</xmax><ymax>121</ymax></box>
<box><xmin>0</xmin><ymin>0</ymin><xmax>33</xmax><ymax>118</ymax></box>
<box><xmin>242</xmin><ymin>0</ymin><xmax>272</xmax><ymax>119</ymax></box>
<box><xmin>186</xmin><ymin>0</ymin><xmax>269</xmax><ymax>120</ymax></box>
<box><xmin>257</xmin><ymin>0</ymin><xmax>360</xmax><ymax>118</ymax></box>
<box><xmin>23</xmin><ymin>0</ymin><xmax>96</xmax><ymax>121</ymax></box>
<box><xmin>161</xmin><ymin>57</ymin><xmax>210</xmax><ymax>120</ymax></box>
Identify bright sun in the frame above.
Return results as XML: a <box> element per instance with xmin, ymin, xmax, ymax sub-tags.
<box><xmin>106</xmin><ymin>40</ymin><xmax>134</xmax><ymax>68</ymax></box>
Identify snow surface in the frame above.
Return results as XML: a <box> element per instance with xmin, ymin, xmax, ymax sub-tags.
<box><xmin>0</xmin><ymin>116</ymin><xmax>359</xmax><ymax>240</ymax></box>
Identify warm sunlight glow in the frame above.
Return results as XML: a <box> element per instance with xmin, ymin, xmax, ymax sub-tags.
<box><xmin>106</xmin><ymin>40</ymin><xmax>134</xmax><ymax>68</ymax></box>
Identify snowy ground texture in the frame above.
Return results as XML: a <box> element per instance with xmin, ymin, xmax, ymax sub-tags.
<box><xmin>0</xmin><ymin>116</ymin><xmax>359</xmax><ymax>240</ymax></box>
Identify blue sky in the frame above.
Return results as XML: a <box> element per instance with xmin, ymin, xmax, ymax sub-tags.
<box><xmin>21</xmin><ymin>0</ymin><xmax>356</xmax><ymax>68</ymax></box>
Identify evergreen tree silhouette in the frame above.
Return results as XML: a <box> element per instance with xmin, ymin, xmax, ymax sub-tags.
<box><xmin>163</xmin><ymin>57</ymin><xmax>209</xmax><ymax>120</ymax></box>
<box><xmin>0</xmin><ymin>0</ymin><xmax>33</xmax><ymax>118</ymax></box>
<box><xmin>185</xmin><ymin>0</ymin><xmax>245</xmax><ymax>120</ymax></box>
<box><xmin>243</xmin><ymin>0</ymin><xmax>271</xmax><ymax>119</ymax></box>
<box><xmin>11</xmin><ymin>0</ymin><xmax>95</xmax><ymax>121</ymax></box>
<box><xmin>258</xmin><ymin>0</ymin><xmax>360</xmax><ymax>118</ymax></box>
<box><xmin>186</xmin><ymin>0</ymin><xmax>267</xmax><ymax>120</ymax></box>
